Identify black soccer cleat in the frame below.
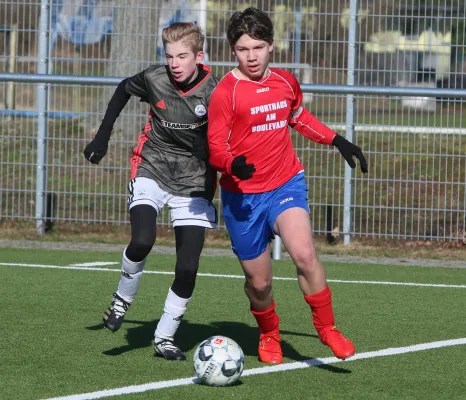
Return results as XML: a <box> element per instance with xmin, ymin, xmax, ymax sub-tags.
<box><xmin>154</xmin><ymin>339</ymin><xmax>186</xmax><ymax>361</ymax></box>
<box><xmin>102</xmin><ymin>292</ymin><xmax>130</xmax><ymax>332</ymax></box>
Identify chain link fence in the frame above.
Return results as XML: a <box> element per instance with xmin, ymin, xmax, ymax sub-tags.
<box><xmin>1</xmin><ymin>0</ymin><xmax>465</xmax><ymax>243</ymax></box>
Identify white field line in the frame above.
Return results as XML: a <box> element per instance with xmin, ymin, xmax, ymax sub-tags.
<box><xmin>1</xmin><ymin>262</ymin><xmax>466</xmax><ymax>289</ymax></box>
<box><xmin>44</xmin><ymin>338</ymin><xmax>466</xmax><ymax>400</ymax></box>
<box><xmin>70</xmin><ymin>262</ymin><xmax>120</xmax><ymax>267</ymax></box>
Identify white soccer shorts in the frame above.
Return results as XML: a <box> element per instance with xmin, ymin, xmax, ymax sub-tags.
<box><xmin>127</xmin><ymin>177</ymin><xmax>217</xmax><ymax>228</ymax></box>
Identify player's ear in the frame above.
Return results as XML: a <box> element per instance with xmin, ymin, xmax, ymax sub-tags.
<box><xmin>269</xmin><ymin>40</ymin><xmax>274</xmax><ymax>53</ymax></box>
<box><xmin>196</xmin><ymin>50</ymin><xmax>205</xmax><ymax>64</ymax></box>
<box><xmin>231</xmin><ymin>45</ymin><xmax>236</xmax><ymax>57</ymax></box>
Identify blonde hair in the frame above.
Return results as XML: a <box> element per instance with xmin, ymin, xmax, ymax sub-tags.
<box><xmin>162</xmin><ymin>22</ymin><xmax>205</xmax><ymax>54</ymax></box>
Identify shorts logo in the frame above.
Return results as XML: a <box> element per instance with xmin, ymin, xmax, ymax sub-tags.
<box><xmin>137</xmin><ymin>189</ymin><xmax>147</xmax><ymax>196</ymax></box>
<box><xmin>256</xmin><ymin>87</ymin><xmax>270</xmax><ymax>93</ymax></box>
<box><xmin>195</xmin><ymin>104</ymin><xmax>207</xmax><ymax>117</ymax></box>
<box><xmin>280</xmin><ymin>197</ymin><xmax>293</xmax><ymax>205</ymax></box>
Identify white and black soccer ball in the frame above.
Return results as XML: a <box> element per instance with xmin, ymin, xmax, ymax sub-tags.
<box><xmin>193</xmin><ymin>335</ymin><xmax>245</xmax><ymax>387</ymax></box>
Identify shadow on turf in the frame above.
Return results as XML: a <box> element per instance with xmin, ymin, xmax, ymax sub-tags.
<box><xmin>86</xmin><ymin>320</ymin><xmax>351</xmax><ymax>372</ymax></box>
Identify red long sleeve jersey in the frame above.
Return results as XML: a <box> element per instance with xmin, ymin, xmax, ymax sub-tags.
<box><xmin>208</xmin><ymin>68</ymin><xmax>337</xmax><ymax>193</ymax></box>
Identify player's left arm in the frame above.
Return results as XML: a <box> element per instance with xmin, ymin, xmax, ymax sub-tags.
<box><xmin>287</xmin><ymin>74</ymin><xmax>368</xmax><ymax>173</ymax></box>
<box><xmin>289</xmin><ymin>106</ymin><xmax>336</xmax><ymax>145</ymax></box>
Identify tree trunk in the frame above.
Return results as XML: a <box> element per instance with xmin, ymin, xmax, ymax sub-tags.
<box><xmin>103</xmin><ymin>0</ymin><xmax>161</xmax><ymax>137</ymax></box>
<box><xmin>107</xmin><ymin>0</ymin><xmax>161</xmax><ymax>77</ymax></box>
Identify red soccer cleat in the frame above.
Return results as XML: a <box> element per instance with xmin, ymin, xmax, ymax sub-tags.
<box><xmin>320</xmin><ymin>327</ymin><xmax>356</xmax><ymax>360</ymax></box>
<box><xmin>258</xmin><ymin>331</ymin><xmax>283</xmax><ymax>364</ymax></box>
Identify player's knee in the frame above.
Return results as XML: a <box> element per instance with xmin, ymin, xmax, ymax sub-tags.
<box><xmin>292</xmin><ymin>247</ymin><xmax>318</xmax><ymax>271</ymax></box>
<box><xmin>175</xmin><ymin>262</ymin><xmax>199</xmax><ymax>282</ymax></box>
<box><xmin>172</xmin><ymin>265</ymin><xmax>198</xmax><ymax>298</ymax></box>
<box><xmin>245</xmin><ymin>277</ymin><xmax>272</xmax><ymax>299</ymax></box>
<box><xmin>296</xmin><ymin>260</ymin><xmax>322</xmax><ymax>279</ymax></box>
<box><xmin>126</xmin><ymin>236</ymin><xmax>154</xmax><ymax>261</ymax></box>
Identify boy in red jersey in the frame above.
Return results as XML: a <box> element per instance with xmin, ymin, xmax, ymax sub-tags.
<box><xmin>208</xmin><ymin>7</ymin><xmax>368</xmax><ymax>364</ymax></box>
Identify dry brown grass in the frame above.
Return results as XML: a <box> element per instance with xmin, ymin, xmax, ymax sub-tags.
<box><xmin>1</xmin><ymin>220</ymin><xmax>465</xmax><ymax>261</ymax></box>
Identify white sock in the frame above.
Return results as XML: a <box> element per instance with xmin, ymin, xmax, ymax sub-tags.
<box><xmin>116</xmin><ymin>249</ymin><xmax>146</xmax><ymax>303</ymax></box>
<box><xmin>155</xmin><ymin>288</ymin><xmax>190</xmax><ymax>342</ymax></box>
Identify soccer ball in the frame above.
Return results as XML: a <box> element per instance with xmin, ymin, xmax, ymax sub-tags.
<box><xmin>193</xmin><ymin>335</ymin><xmax>245</xmax><ymax>386</ymax></box>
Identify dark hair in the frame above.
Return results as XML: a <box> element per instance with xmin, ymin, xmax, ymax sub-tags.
<box><xmin>227</xmin><ymin>7</ymin><xmax>274</xmax><ymax>46</ymax></box>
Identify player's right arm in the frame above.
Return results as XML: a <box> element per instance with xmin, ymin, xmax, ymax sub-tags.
<box><xmin>207</xmin><ymin>82</ymin><xmax>256</xmax><ymax>180</ymax></box>
<box><xmin>83</xmin><ymin>70</ymin><xmax>149</xmax><ymax>164</ymax></box>
<box><xmin>207</xmin><ymin>84</ymin><xmax>235</xmax><ymax>174</ymax></box>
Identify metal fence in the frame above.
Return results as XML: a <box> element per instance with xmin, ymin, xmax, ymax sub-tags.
<box><xmin>1</xmin><ymin>0</ymin><xmax>465</xmax><ymax>244</ymax></box>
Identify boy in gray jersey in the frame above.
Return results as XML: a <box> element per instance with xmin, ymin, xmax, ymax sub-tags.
<box><xmin>83</xmin><ymin>22</ymin><xmax>219</xmax><ymax>361</ymax></box>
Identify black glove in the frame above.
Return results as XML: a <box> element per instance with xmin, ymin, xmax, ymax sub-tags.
<box><xmin>231</xmin><ymin>155</ymin><xmax>255</xmax><ymax>180</ymax></box>
<box><xmin>332</xmin><ymin>134</ymin><xmax>368</xmax><ymax>173</ymax></box>
<box><xmin>83</xmin><ymin>128</ymin><xmax>110</xmax><ymax>165</ymax></box>
<box><xmin>84</xmin><ymin>78</ymin><xmax>131</xmax><ymax>165</ymax></box>
<box><xmin>191</xmin><ymin>135</ymin><xmax>209</xmax><ymax>161</ymax></box>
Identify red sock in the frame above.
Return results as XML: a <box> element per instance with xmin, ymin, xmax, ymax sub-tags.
<box><xmin>304</xmin><ymin>285</ymin><xmax>335</xmax><ymax>338</ymax></box>
<box><xmin>250</xmin><ymin>300</ymin><xmax>280</xmax><ymax>335</ymax></box>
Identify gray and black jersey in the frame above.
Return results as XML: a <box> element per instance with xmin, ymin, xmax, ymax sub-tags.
<box><xmin>125</xmin><ymin>64</ymin><xmax>219</xmax><ymax>200</ymax></box>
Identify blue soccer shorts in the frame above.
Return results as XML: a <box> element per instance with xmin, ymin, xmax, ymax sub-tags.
<box><xmin>221</xmin><ymin>172</ymin><xmax>310</xmax><ymax>260</ymax></box>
